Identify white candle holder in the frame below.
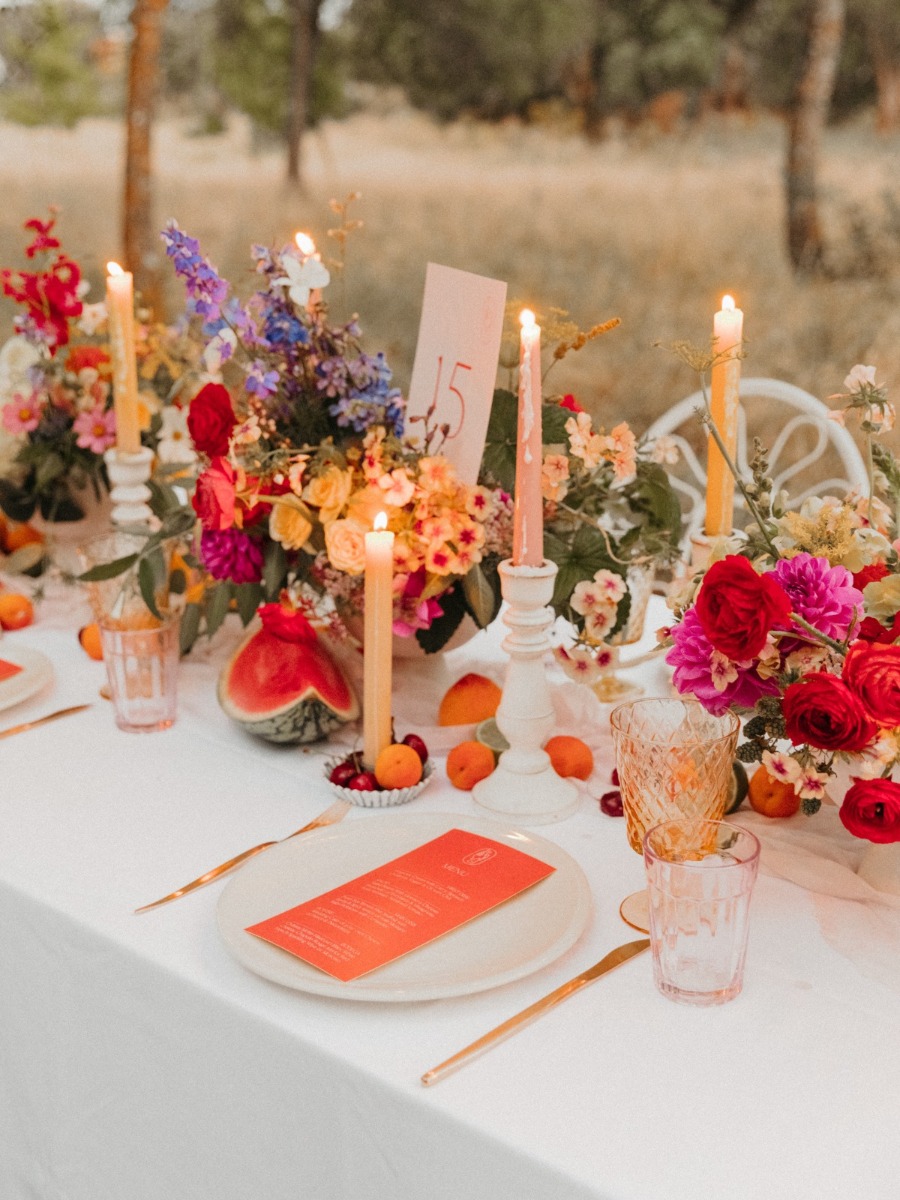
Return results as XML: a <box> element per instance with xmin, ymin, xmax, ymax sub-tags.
<box><xmin>104</xmin><ymin>447</ymin><xmax>156</xmax><ymax>528</ymax></box>
<box><xmin>472</xmin><ymin>559</ymin><xmax>579</xmax><ymax>825</ymax></box>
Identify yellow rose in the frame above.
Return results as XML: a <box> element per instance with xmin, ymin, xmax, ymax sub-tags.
<box><xmin>324</xmin><ymin>518</ymin><xmax>368</xmax><ymax>575</ymax></box>
<box><xmin>269</xmin><ymin>500</ymin><xmax>313</xmax><ymax>551</ymax></box>
<box><xmin>304</xmin><ymin>465</ymin><xmax>352</xmax><ymax>523</ymax></box>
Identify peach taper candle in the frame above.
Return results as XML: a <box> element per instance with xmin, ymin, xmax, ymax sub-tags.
<box><xmin>105</xmin><ymin>262</ymin><xmax>141</xmax><ymax>456</ymax></box>
<box><xmin>705</xmin><ymin>294</ymin><xmax>744</xmax><ymax>537</ymax></box>
<box><xmin>512</xmin><ymin>309</ymin><xmax>544</xmax><ymax>567</ymax></box>
<box><xmin>363</xmin><ymin>511</ymin><xmax>394</xmax><ymax>767</ymax></box>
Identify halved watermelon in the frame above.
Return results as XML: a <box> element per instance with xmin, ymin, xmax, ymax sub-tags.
<box><xmin>218</xmin><ymin>621</ymin><xmax>359</xmax><ymax>744</ymax></box>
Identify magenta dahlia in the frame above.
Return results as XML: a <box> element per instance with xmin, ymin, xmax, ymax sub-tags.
<box><xmin>769</xmin><ymin>553</ymin><xmax>864</xmax><ymax>642</ymax></box>
<box><xmin>200</xmin><ymin>528</ymin><xmax>264</xmax><ymax>584</ymax></box>
<box><xmin>666</xmin><ymin>609</ymin><xmax>780</xmax><ymax>715</ymax></box>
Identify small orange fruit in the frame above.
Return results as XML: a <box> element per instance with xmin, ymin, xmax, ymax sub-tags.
<box><xmin>3</xmin><ymin>522</ymin><xmax>44</xmax><ymax>553</ymax></box>
<box><xmin>374</xmin><ymin>742</ymin><xmax>423</xmax><ymax>790</ymax></box>
<box><xmin>438</xmin><ymin>673</ymin><xmax>502</xmax><ymax>726</ymax></box>
<box><xmin>446</xmin><ymin>740</ymin><xmax>496</xmax><ymax>790</ymax></box>
<box><xmin>0</xmin><ymin>592</ymin><xmax>34</xmax><ymax>630</ymax></box>
<box><xmin>545</xmin><ymin>735</ymin><xmax>594</xmax><ymax>781</ymax></box>
<box><xmin>747</xmin><ymin>764</ymin><xmax>801</xmax><ymax>819</ymax></box>
<box><xmin>78</xmin><ymin>622</ymin><xmax>104</xmax><ymax>661</ymax></box>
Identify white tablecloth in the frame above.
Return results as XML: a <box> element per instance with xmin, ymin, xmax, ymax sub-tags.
<box><xmin>2</xmin><ymin>583</ymin><xmax>899</xmax><ymax>1200</ymax></box>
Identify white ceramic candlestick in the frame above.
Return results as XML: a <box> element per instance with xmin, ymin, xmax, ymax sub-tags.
<box><xmin>472</xmin><ymin>559</ymin><xmax>579</xmax><ymax>824</ymax></box>
<box><xmin>104</xmin><ymin>447</ymin><xmax>155</xmax><ymax>528</ymax></box>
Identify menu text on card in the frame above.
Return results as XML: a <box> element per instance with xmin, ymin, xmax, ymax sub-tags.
<box><xmin>405</xmin><ymin>264</ymin><xmax>507</xmax><ymax>485</ymax></box>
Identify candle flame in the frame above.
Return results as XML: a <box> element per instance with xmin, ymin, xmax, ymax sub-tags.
<box><xmin>374</xmin><ymin>511</ymin><xmax>388</xmax><ymax>532</ymax></box>
<box><xmin>107</xmin><ymin>261</ymin><xmax>124</xmax><ymax>276</ymax></box>
<box><xmin>722</xmin><ymin>294</ymin><xmax>735</xmax><ymax>312</ymax></box>
<box><xmin>294</xmin><ymin>231</ymin><xmax>316</xmax><ymax>256</ymax></box>
<box><xmin>520</xmin><ymin>308</ymin><xmax>536</xmax><ymax>329</ymax></box>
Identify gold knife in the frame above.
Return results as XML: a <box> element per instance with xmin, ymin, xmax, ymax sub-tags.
<box><xmin>421</xmin><ymin>937</ymin><xmax>650</xmax><ymax>1086</ymax></box>
<box><xmin>0</xmin><ymin>703</ymin><xmax>91</xmax><ymax>740</ymax></box>
<box><xmin>134</xmin><ymin>797</ymin><xmax>352</xmax><ymax>914</ymax></box>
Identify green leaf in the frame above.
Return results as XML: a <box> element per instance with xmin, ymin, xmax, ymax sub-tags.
<box><xmin>415</xmin><ymin>583</ymin><xmax>467</xmax><ymax>654</ymax></box>
<box><xmin>34</xmin><ymin>452</ymin><xmax>66</xmax><ymax>490</ymax></box>
<box><xmin>179</xmin><ymin>603</ymin><xmax>202</xmax><ymax>655</ymax></box>
<box><xmin>78</xmin><ymin>553</ymin><xmax>139</xmax><ymax>583</ymax></box>
<box><xmin>4</xmin><ymin>542</ymin><xmax>47</xmax><ymax>575</ymax></box>
<box><xmin>461</xmin><ymin>561</ymin><xmax>501</xmax><ymax>629</ymax></box>
<box><xmin>548</xmin><ymin>525</ymin><xmax>615</xmax><ymax>612</ymax></box>
<box><xmin>204</xmin><ymin>581</ymin><xmax>232</xmax><ymax>638</ymax></box>
<box><xmin>263</xmin><ymin>539</ymin><xmax>288</xmax><ymax>599</ymax></box>
<box><xmin>138</xmin><ymin>556</ymin><xmax>162</xmax><ymax>619</ymax></box>
<box><xmin>169</xmin><ymin>568</ymin><xmax>187</xmax><ymax>595</ymax></box>
<box><xmin>235</xmin><ymin>581</ymin><xmax>265</xmax><ymax>625</ymax></box>
<box><xmin>480</xmin><ymin>388</ymin><xmax>518</xmax><ymax>491</ymax></box>
<box><xmin>541</xmin><ymin>400</ymin><xmax>570</xmax><ymax>445</ymax></box>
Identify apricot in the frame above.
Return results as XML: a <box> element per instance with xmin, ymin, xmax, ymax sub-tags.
<box><xmin>3</xmin><ymin>522</ymin><xmax>43</xmax><ymax>553</ymax></box>
<box><xmin>0</xmin><ymin>592</ymin><xmax>34</xmax><ymax>630</ymax></box>
<box><xmin>78</xmin><ymin>623</ymin><xmax>104</xmax><ymax>661</ymax></box>
<box><xmin>374</xmin><ymin>743</ymin><xmax>424</xmax><ymax>790</ymax></box>
<box><xmin>446</xmin><ymin>740</ymin><xmax>496</xmax><ymax>790</ymax></box>
<box><xmin>438</xmin><ymin>673</ymin><xmax>502</xmax><ymax>726</ymax></box>
<box><xmin>747</xmin><ymin>764</ymin><xmax>801</xmax><ymax>819</ymax></box>
<box><xmin>544</xmin><ymin>735</ymin><xmax>594</xmax><ymax>781</ymax></box>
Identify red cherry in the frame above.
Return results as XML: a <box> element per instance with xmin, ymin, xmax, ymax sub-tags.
<box><xmin>349</xmin><ymin>772</ymin><xmax>378</xmax><ymax>791</ymax></box>
<box><xmin>402</xmin><ymin>733</ymin><xmax>429</xmax><ymax>764</ymax></box>
<box><xmin>599</xmin><ymin>790</ymin><xmax>624</xmax><ymax>817</ymax></box>
<box><xmin>329</xmin><ymin>761</ymin><xmax>357</xmax><ymax>786</ymax></box>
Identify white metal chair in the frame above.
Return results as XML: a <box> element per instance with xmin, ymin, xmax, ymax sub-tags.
<box><xmin>644</xmin><ymin>377</ymin><xmax>869</xmax><ymax>544</ymax></box>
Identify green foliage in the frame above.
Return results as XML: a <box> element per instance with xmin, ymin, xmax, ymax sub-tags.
<box><xmin>0</xmin><ymin>2</ymin><xmax>108</xmax><ymax>128</ymax></box>
<box><xmin>347</xmin><ymin>0</ymin><xmax>593</xmax><ymax>121</ymax></box>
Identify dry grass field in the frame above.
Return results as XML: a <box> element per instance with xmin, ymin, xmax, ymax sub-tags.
<box><xmin>1</xmin><ymin>106</ymin><xmax>899</xmax><ymax>454</ymax></box>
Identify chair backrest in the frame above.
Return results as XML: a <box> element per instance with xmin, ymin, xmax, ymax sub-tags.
<box><xmin>644</xmin><ymin>377</ymin><xmax>869</xmax><ymax>544</ymax></box>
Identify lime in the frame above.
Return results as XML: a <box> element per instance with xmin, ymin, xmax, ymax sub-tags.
<box><xmin>475</xmin><ymin>717</ymin><xmax>509</xmax><ymax>758</ymax></box>
<box><xmin>724</xmin><ymin>760</ymin><xmax>749</xmax><ymax>814</ymax></box>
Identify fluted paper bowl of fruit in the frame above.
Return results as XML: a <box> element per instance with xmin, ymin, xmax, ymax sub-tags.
<box><xmin>325</xmin><ymin>734</ymin><xmax>433</xmax><ymax>808</ymax></box>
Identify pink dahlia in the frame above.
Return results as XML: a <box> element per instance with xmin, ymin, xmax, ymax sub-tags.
<box><xmin>199</xmin><ymin>529</ymin><xmax>264</xmax><ymax>584</ymax></box>
<box><xmin>769</xmin><ymin>553</ymin><xmax>863</xmax><ymax>642</ymax></box>
<box><xmin>666</xmin><ymin>609</ymin><xmax>780</xmax><ymax>716</ymax></box>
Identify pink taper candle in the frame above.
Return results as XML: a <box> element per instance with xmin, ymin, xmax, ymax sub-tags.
<box><xmin>363</xmin><ymin>511</ymin><xmax>394</xmax><ymax>768</ymax></box>
<box><xmin>704</xmin><ymin>294</ymin><xmax>744</xmax><ymax>537</ymax></box>
<box><xmin>512</xmin><ymin>309</ymin><xmax>543</xmax><ymax>567</ymax></box>
<box><xmin>105</xmin><ymin>261</ymin><xmax>141</xmax><ymax>456</ymax></box>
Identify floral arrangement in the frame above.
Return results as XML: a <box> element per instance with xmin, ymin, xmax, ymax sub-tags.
<box><xmin>664</xmin><ymin>364</ymin><xmax>900</xmax><ymax>843</ymax></box>
<box><xmin>0</xmin><ymin>212</ymin><xmax>200</xmax><ymax>531</ymax></box>
<box><xmin>162</xmin><ymin>213</ymin><xmax>510</xmax><ymax>651</ymax></box>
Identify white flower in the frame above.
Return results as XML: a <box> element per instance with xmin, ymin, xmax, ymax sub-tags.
<box><xmin>202</xmin><ymin>328</ymin><xmax>238</xmax><ymax>379</ymax></box>
<box><xmin>273</xmin><ymin>254</ymin><xmax>330</xmax><ymax>308</ymax></box>
<box><xmin>795</xmin><ymin>767</ymin><xmax>830</xmax><ymax>800</ymax></box>
<box><xmin>570</xmin><ymin>579</ymin><xmax>606</xmax><ymax>616</ymax></box>
<box><xmin>553</xmin><ymin>644</ymin><xmax>600</xmax><ymax>684</ymax></box>
<box><xmin>77</xmin><ymin>302</ymin><xmax>107</xmax><ymax>335</ymax></box>
<box><xmin>762</xmin><ymin>750</ymin><xmax>801</xmax><ymax>785</ymax></box>
<box><xmin>843</xmin><ymin>364</ymin><xmax>878</xmax><ymax>393</ymax></box>
<box><xmin>710</xmin><ymin>650</ymin><xmax>739</xmax><ymax>692</ymax></box>
<box><xmin>647</xmin><ymin>434</ymin><xmax>680</xmax><ymax>465</ymax></box>
<box><xmin>0</xmin><ymin>336</ymin><xmax>40</xmax><ymax>401</ymax></box>
<box><xmin>584</xmin><ymin>606</ymin><xmax>616</xmax><ymax>642</ymax></box>
<box><xmin>156</xmin><ymin>406</ymin><xmax>197</xmax><ymax>464</ymax></box>
<box><xmin>232</xmin><ymin>414</ymin><xmax>261</xmax><ymax>446</ymax></box>
<box><xmin>592</xmin><ymin>569</ymin><xmax>627</xmax><ymax>605</ymax></box>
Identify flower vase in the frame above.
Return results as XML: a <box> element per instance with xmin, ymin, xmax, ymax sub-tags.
<box><xmin>31</xmin><ymin>481</ymin><xmax>112</xmax><ymax>575</ymax></box>
<box><xmin>591</xmin><ymin>565</ymin><xmax>656</xmax><ymax>703</ymax></box>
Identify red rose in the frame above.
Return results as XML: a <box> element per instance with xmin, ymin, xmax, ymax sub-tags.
<box><xmin>192</xmin><ymin>457</ymin><xmax>236</xmax><ymax>531</ymax></box>
<box><xmin>559</xmin><ymin>394</ymin><xmax>584</xmax><ymax>413</ymax></box>
<box><xmin>259</xmin><ymin>602</ymin><xmax>317</xmax><ymax>644</ymax></box>
<box><xmin>839</xmin><ymin>778</ymin><xmax>900</xmax><ymax>844</ymax></box>
<box><xmin>782</xmin><ymin>673</ymin><xmax>878</xmax><ymax>752</ymax></box>
<box><xmin>695</xmin><ymin>555</ymin><xmax>792</xmax><ymax>661</ymax></box>
<box><xmin>843</xmin><ymin>641</ymin><xmax>900</xmax><ymax>725</ymax></box>
<box><xmin>856</xmin><ymin>614</ymin><xmax>900</xmax><ymax>644</ymax></box>
<box><xmin>852</xmin><ymin>562</ymin><xmax>889</xmax><ymax>591</ymax></box>
<box><xmin>187</xmin><ymin>383</ymin><xmax>236</xmax><ymax>457</ymax></box>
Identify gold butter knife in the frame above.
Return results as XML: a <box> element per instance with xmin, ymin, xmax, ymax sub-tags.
<box><xmin>421</xmin><ymin>937</ymin><xmax>650</xmax><ymax>1086</ymax></box>
<box><xmin>134</xmin><ymin>797</ymin><xmax>352</xmax><ymax>914</ymax></box>
<box><xmin>0</xmin><ymin>703</ymin><xmax>91</xmax><ymax>740</ymax></box>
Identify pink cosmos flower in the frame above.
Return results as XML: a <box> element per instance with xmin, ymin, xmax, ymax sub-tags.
<box><xmin>2</xmin><ymin>393</ymin><xmax>42</xmax><ymax>434</ymax></box>
<box><xmin>73</xmin><ymin>404</ymin><xmax>116</xmax><ymax>453</ymax></box>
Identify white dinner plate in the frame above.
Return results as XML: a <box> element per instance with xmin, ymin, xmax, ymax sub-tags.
<box><xmin>217</xmin><ymin>811</ymin><xmax>592</xmax><ymax>1002</ymax></box>
<box><xmin>0</xmin><ymin>645</ymin><xmax>54</xmax><ymax>713</ymax></box>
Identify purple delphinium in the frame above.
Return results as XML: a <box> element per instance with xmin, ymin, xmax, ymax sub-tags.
<box><xmin>161</xmin><ymin>222</ymin><xmax>230</xmax><ymax>322</ymax></box>
<box><xmin>666</xmin><ymin>609</ymin><xmax>780</xmax><ymax>716</ymax></box>
<box><xmin>768</xmin><ymin>553</ymin><xmax>864</xmax><ymax>642</ymax></box>
<box><xmin>200</xmin><ymin>529</ymin><xmax>264</xmax><ymax>585</ymax></box>
<box><xmin>328</xmin><ymin>352</ymin><xmax>405</xmax><ymax>436</ymax></box>
<box><xmin>245</xmin><ymin>361</ymin><xmax>280</xmax><ymax>399</ymax></box>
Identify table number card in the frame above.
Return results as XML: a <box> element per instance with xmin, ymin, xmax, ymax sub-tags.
<box><xmin>405</xmin><ymin>263</ymin><xmax>508</xmax><ymax>484</ymax></box>
<box><xmin>246</xmin><ymin>828</ymin><xmax>554</xmax><ymax>982</ymax></box>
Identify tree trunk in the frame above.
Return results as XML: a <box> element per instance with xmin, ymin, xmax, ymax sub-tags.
<box><xmin>123</xmin><ymin>0</ymin><xmax>170</xmax><ymax>316</ymax></box>
<box><xmin>286</xmin><ymin>0</ymin><xmax>321</xmax><ymax>186</ymax></box>
<box><xmin>786</xmin><ymin>0</ymin><xmax>845</xmax><ymax>274</ymax></box>
<box><xmin>867</xmin><ymin>29</ymin><xmax>900</xmax><ymax>132</ymax></box>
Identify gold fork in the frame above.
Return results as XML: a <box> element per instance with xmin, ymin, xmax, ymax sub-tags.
<box><xmin>134</xmin><ymin>798</ymin><xmax>352</xmax><ymax>914</ymax></box>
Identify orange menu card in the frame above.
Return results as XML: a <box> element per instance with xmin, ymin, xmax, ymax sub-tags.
<box><xmin>0</xmin><ymin>660</ymin><xmax>23</xmax><ymax>683</ymax></box>
<box><xmin>247</xmin><ymin>828</ymin><xmax>556</xmax><ymax>982</ymax></box>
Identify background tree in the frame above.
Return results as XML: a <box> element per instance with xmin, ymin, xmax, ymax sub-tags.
<box><xmin>786</xmin><ymin>0</ymin><xmax>845</xmax><ymax>274</ymax></box>
<box><xmin>287</xmin><ymin>0</ymin><xmax>323</xmax><ymax>185</ymax></box>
